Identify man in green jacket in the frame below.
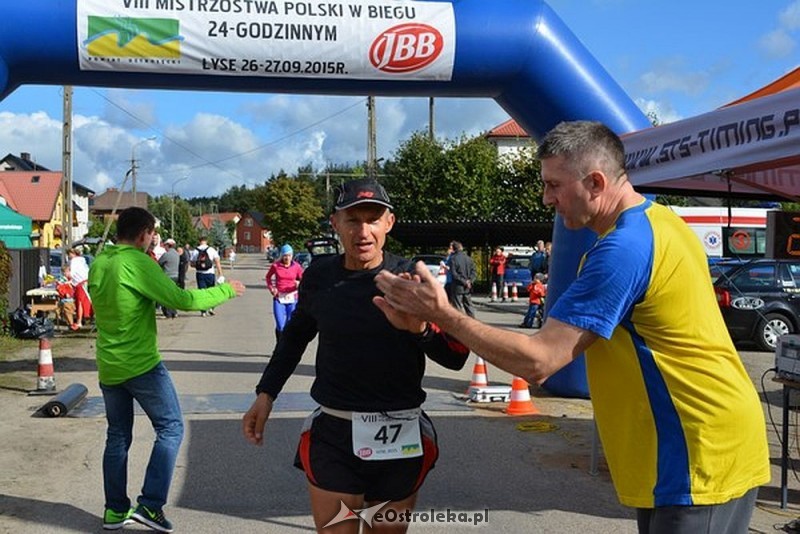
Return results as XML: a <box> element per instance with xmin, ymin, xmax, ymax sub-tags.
<box><xmin>89</xmin><ymin>207</ymin><xmax>245</xmax><ymax>532</ymax></box>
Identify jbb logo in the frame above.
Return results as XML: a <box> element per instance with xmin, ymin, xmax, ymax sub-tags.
<box><xmin>369</xmin><ymin>24</ymin><xmax>443</xmax><ymax>73</ymax></box>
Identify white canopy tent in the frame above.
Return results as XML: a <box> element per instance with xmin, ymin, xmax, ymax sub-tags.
<box><xmin>624</xmin><ymin>68</ymin><xmax>800</xmax><ymax>201</ymax></box>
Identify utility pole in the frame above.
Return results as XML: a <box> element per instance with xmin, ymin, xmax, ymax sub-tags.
<box><xmin>326</xmin><ymin>171</ymin><xmax>331</xmax><ymax>213</ymax></box>
<box><xmin>367</xmin><ymin>96</ymin><xmax>377</xmax><ymax>178</ymax></box>
<box><xmin>130</xmin><ymin>136</ymin><xmax>155</xmax><ymax>203</ymax></box>
<box><xmin>61</xmin><ymin>86</ymin><xmax>73</xmax><ymax>248</ymax></box>
<box><xmin>428</xmin><ymin>97</ymin><xmax>435</xmax><ymax>140</ymax></box>
<box><xmin>130</xmin><ymin>155</ymin><xmax>137</xmax><ymax>199</ymax></box>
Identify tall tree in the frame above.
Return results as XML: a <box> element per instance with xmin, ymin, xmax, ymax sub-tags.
<box><xmin>261</xmin><ymin>175</ymin><xmax>325</xmax><ymax>248</ymax></box>
<box><xmin>383</xmin><ymin>131</ymin><xmax>551</xmax><ymax>223</ymax></box>
<box><xmin>495</xmin><ymin>149</ymin><xmax>552</xmax><ymax>221</ymax></box>
<box><xmin>218</xmin><ymin>184</ymin><xmax>257</xmax><ymax>214</ymax></box>
<box><xmin>209</xmin><ymin>219</ymin><xmax>232</xmax><ymax>250</ymax></box>
<box><xmin>382</xmin><ymin>132</ymin><xmax>445</xmax><ymax>221</ymax></box>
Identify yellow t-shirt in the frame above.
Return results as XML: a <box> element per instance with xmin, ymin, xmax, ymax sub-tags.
<box><xmin>550</xmin><ymin>200</ymin><xmax>770</xmax><ymax>507</ymax></box>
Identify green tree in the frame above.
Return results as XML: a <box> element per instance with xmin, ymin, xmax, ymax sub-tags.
<box><xmin>383</xmin><ymin>131</ymin><xmax>551</xmax><ymax>223</ymax></box>
<box><xmin>219</xmin><ymin>184</ymin><xmax>258</xmax><ymax>214</ymax></box>
<box><xmin>261</xmin><ymin>175</ymin><xmax>325</xmax><ymax>248</ymax></box>
<box><xmin>86</xmin><ymin>215</ymin><xmax>117</xmax><ymax>244</ymax></box>
<box><xmin>382</xmin><ymin>132</ymin><xmax>445</xmax><ymax>220</ymax></box>
<box><xmin>495</xmin><ymin>148</ymin><xmax>552</xmax><ymax>221</ymax></box>
<box><xmin>170</xmin><ymin>199</ymin><xmax>198</xmax><ymax>246</ymax></box>
<box><xmin>438</xmin><ymin>135</ymin><xmax>499</xmax><ymax>219</ymax></box>
<box><xmin>209</xmin><ymin>219</ymin><xmax>231</xmax><ymax>250</ymax></box>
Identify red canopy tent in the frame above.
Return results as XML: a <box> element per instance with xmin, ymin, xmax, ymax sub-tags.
<box><xmin>623</xmin><ymin>67</ymin><xmax>800</xmax><ymax>201</ymax></box>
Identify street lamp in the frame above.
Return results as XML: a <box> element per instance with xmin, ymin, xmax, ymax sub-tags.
<box><xmin>170</xmin><ymin>174</ymin><xmax>191</xmax><ymax>239</ymax></box>
<box><xmin>130</xmin><ymin>136</ymin><xmax>156</xmax><ymax>199</ymax></box>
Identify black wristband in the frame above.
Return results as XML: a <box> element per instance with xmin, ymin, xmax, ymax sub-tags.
<box><xmin>414</xmin><ymin>322</ymin><xmax>435</xmax><ymax>342</ymax></box>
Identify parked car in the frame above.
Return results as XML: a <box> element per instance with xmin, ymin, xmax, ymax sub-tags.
<box><xmin>713</xmin><ymin>258</ymin><xmax>800</xmax><ymax>351</ymax></box>
<box><xmin>305</xmin><ymin>237</ymin><xmax>340</xmax><ymax>262</ymax></box>
<box><xmin>708</xmin><ymin>257</ymin><xmax>749</xmax><ymax>283</ymax></box>
<box><xmin>48</xmin><ymin>249</ymin><xmax>94</xmax><ymax>278</ymax></box>
<box><xmin>410</xmin><ymin>254</ymin><xmax>448</xmax><ymax>285</ymax></box>
<box><xmin>294</xmin><ymin>251</ymin><xmax>312</xmax><ymax>269</ymax></box>
<box><xmin>504</xmin><ymin>255</ymin><xmax>533</xmax><ymax>295</ymax></box>
<box><xmin>48</xmin><ymin>249</ymin><xmax>64</xmax><ymax>278</ymax></box>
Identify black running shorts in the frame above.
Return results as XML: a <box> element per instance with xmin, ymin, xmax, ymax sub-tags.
<box><xmin>294</xmin><ymin>409</ymin><xmax>439</xmax><ymax>502</ymax></box>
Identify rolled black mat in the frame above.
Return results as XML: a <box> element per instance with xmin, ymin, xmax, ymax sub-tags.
<box><xmin>38</xmin><ymin>383</ymin><xmax>88</xmax><ymax>417</ymax></box>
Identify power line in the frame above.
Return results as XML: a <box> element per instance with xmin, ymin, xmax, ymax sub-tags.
<box><xmin>92</xmin><ymin>89</ymin><xmax>367</xmax><ymax>179</ymax></box>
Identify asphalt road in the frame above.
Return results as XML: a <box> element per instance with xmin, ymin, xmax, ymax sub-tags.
<box><xmin>0</xmin><ymin>252</ymin><xmax>797</xmax><ymax>533</ymax></box>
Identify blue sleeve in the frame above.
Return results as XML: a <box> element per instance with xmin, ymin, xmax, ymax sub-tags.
<box><xmin>549</xmin><ymin>233</ymin><xmax>653</xmax><ymax>340</ymax></box>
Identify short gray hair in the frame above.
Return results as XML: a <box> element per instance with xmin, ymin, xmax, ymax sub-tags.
<box><xmin>537</xmin><ymin>121</ymin><xmax>626</xmax><ymax>179</ymax></box>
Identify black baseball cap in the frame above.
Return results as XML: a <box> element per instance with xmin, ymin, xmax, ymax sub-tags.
<box><xmin>334</xmin><ymin>178</ymin><xmax>393</xmax><ymax>211</ymax></box>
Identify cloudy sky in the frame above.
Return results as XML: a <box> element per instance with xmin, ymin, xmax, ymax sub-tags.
<box><xmin>0</xmin><ymin>0</ymin><xmax>797</xmax><ymax>198</ymax></box>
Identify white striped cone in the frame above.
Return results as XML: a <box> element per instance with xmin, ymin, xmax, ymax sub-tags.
<box><xmin>505</xmin><ymin>376</ymin><xmax>540</xmax><ymax>416</ymax></box>
<box><xmin>35</xmin><ymin>337</ymin><xmax>56</xmax><ymax>393</ymax></box>
<box><xmin>490</xmin><ymin>284</ymin><xmax>498</xmax><ymax>302</ymax></box>
<box><xmin>466</xmin><ymin>356</ymin><xmax>489</xmax><ymax>393</ymax></box>
<box><xmin>502</xmin><ymin>283</ymin><xmax>509</xmax><ymax>301</ymax></box>
<box><xmin>511</xmin><ymin>283</ymin><xmax>519</xmax><ymax>302</ymax></box>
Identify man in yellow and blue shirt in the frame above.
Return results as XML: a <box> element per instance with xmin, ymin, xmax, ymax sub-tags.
<box><xmin>374</xmin><ymin>121</ymin><xmax>769</xmax><ymax>534</ymax></box>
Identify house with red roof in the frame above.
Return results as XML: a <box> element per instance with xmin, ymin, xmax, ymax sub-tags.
<box><xmin>236</xmin><ymin>211</ymin><xmax>271</xmax><ymax>253</ymax></box>
<box><xmin>90</xmin><ymin>188</ymin><xmax>149</xmax><ymax>222</ymax></box>
<box><xmin>193</xmin><ymin>212</ymin><xmax>241</xmax><ymax>246</ymax></box>
<box><xmin>484</xmin><ymin>118</ymin><xmax>535</xmax><ymax>158</ymax></box>
<box><xmin>0</xmin><ymin>171</ymin><xmax>65</xmax><ymax>248</ymax></box>
<box><xmin>0</xmin><ymin>152</ymin><xmax>95</xmax><ymax>244</ymax></box>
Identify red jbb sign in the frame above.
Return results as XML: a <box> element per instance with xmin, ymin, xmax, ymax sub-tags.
<box><xmin>369</xmin><ymin>23</ymin><xmax>443</xmax><ymax>73</ymax></box>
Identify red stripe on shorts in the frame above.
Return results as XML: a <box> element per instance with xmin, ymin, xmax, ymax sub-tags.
<box><xmin>297</xmin><ymin>430</ymin><xmax>318</xmax><ymax>486</ymax></box>
<box><xmin>411</xmin><ymin>434</ymin><xmax>438</xmax><ymax>494</ymax></box>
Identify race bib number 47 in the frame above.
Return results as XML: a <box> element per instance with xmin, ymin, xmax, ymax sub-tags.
<box><xmin>351</xmin><ymin>409</ymin><xmax>422</xmax><ymax>460</ymax></box>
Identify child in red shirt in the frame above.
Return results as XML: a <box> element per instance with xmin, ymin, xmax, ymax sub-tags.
<box><xmin>521</xmin><ymin>273</ymin><xmax>547</xmax><ymax>328</ymax></box>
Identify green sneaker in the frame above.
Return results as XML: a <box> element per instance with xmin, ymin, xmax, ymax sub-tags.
<box><xmin>131</xmin><ymin>504</ymin><xmax>174</xmax><ymax>533</ymax></box>
<box><xmin>103</xmin><ymin>507</ymin><xmax>133</xmax><ymax>530</ymax></box>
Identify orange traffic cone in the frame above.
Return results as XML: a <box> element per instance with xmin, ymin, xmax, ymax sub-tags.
<box><xmin>30</xmin><ymin>336</ymin><xmax>56</xmax><ymax>396</ymax></box>
<box><xmin>502</xmin><ymin>283</ymin><xmax>509</xmax><ymax>301</ymax></box>
<box><xmin>511</xmin><ymin>283</ymin><xmax>519</xmax><ymax>302</ymax></box>
<box><xmin>490</xmin><ymin>283</ymin><xmax>498</xmax><ymax>302</ymax></box>
<box><xmin>505</xmin><ymin>376</ymin><xmax>540</xmax><ymax>416</ymax></box>
<box><xmin>465</xmin><ymin>356</ymin><xmax>489</xmax><ymax>393</ymax></box>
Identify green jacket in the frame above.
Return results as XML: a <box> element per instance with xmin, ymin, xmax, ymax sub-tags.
<box><xmin>89</xmin><ymin>244</ymin><xmax>236</xmax><ymax>385</ymax></box>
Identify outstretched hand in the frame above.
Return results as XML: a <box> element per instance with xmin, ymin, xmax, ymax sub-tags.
<box><xmin>228</xmin><ymin>280</ymin><xmax>246</xmax><ymax>296</ymax></box>
<box><xmin>373</xmin><ymin>261</ymin><xmax>451</xmax><ymax>327</ymax></box>
<box><xmin>373</xmin><ymin>272</ymin><xmax>427</xmax><ymax>333</ymax></box>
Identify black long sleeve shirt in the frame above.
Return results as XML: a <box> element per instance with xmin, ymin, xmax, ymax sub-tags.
<box><xmin>255</xmin><ymin>252</ymin><xmax>469</xmax><ymax>411</ymax></box>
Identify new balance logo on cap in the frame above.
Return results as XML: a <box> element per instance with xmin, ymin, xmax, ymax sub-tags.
<box><xmin>335</xmin><ymin>178</ymin><xmax>393</xmax><ymax>211</ymax></box>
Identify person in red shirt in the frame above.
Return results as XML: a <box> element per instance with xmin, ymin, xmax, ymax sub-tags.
<box><xmin>488</xmin><ymin>246</ymin><xmax>507</xmax><ymax>301</ymax></box>
<box><xmin>265</xmin><ymin>244</ymin><xmax>304</xmax><ymax>344</ymax></box>
<box><xmin>521</xmin><ymin>273</ymin><xmax>547</xmax><ymax>328</ymax></box>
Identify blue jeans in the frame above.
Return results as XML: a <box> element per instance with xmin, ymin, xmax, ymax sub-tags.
<box><xmin>196</xmin><ymin>272</ymin><xmax>216</xmax><ymax>313</ymax></box>
<box><xmin>523</xmin><ymin>303</ymin><xmax>541</xmax><ymax>327</ymax></box>
<box><xmin>273</xmin><ymin>299</ymin><xmax>297</xmax><ymax>331</ymax></box>
<box><xmin>100</xmin><ymin>362</ymin><xmax>184</xmax><ymax>512</ymax></box>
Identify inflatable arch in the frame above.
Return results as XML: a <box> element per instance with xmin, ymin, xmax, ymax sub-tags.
<box><xmin>0</xmin><ymin>0</ymin><xmax>651</xmax><ymax>397</ymax></box>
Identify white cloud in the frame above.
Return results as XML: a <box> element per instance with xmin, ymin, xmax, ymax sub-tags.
<box><xmin>779</xmin><ymin>0</ymin><xmax>800</xmax><ymax>30</ymax></box>
<box><xmin>634</xmin><ymin>98</ymin><xmax>682</xmax><ymax>125</ymax></box>
<box><xmin>0</xmin><ymin>111</ymin><xmax>63</xmax><ymax>167</ymax></box>
<box><xmin>637</xmin><ymin>59</ymin><xmax>710</xmax><ymax>96</ymax></box>
<box><xmin>0</xmin><ymin>94</ymin><xmax>510</xmax><ymax>199</ymax></box>
<box><xmin>758</xmin><ymin>28</ymin><xmax>796</xmax><ymax>58</ymax></box>
<box><xmin>101</xmin><ymin>90</ymin><xmax>159</xmax><ymax>130</ymax></box>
